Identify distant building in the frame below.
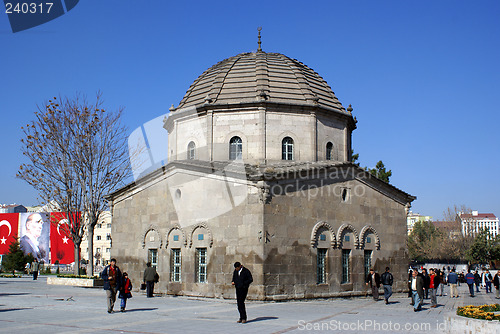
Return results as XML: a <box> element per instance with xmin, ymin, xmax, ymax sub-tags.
<box><xmin>25</xmin><ymin>205</ymin><xmax>43</xmax><ymax>212</ymax></box>
<box><xmin>407</xmin><ymin>212</ymin><xmax>432</xmax><ymax>234</ymax></box>
<box><xmin>80</xmin><ymin>211</ymin><xmax>112</xmax><ymax>266</ymax></box>
<box><xmin>25</xmin><ymin>201</ymin><xmax>59</xmax><ymax>213</ymax></box>
<box><xmin>0</xmin><ymin>204</ymin><xmax>27</xmax><ymax>213</ymax></box>
<box><xmin>432</xmin><ymin>220</ymin><xmax>461</xmax><ymax>239</ymax></box>
<box><xmin>459</xmin><ymin>211</ymin><xmax>498</xmax><ymax>238</ymax></box>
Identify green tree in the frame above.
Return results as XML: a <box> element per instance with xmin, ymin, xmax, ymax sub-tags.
<box><xmin>466</xmin><ymin>228</ymin><xmax>494</xmax><ymax>264</ymax></box>
<box><xmin>350</xmin><ymin>151</ymin><xmax>392</xmax><ymax>184</ymax></box>
<box><xmin>490</xmin><ymin>236</ymin><xmax>500</xmax><ymax>265</ymax></box>
<box><xmin>2</xmin><ymin>239</ymin><xmax>34</xmax><ymax>272</ymax></box>
<box><xmin>408</xmin><ymin>221</ymin><xmax>443</xmax><ymax>262</ymax></box>
<box><xmin>369</xmin><ymin>160</ymin><xmax>392</xmax><ymax>183</ymax></box>
<box><xmin>351</xmin><ymin>149</ymin><xmax>360</xmax><ymax>167</ymax></box>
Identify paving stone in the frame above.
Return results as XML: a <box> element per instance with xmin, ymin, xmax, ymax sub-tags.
<box><xmin>1</xmin><ymin>276</ymin><xmax>497</xmax><ymax>333</ymax></box>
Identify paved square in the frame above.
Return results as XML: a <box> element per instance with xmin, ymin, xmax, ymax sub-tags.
<box><xmin>0</xmin><ymin>276</ymin><xmax>497</xmax><ymax>333</ymax></box>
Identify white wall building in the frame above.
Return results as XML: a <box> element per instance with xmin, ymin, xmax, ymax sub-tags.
<box><xmin>407</xmin><ymin>211</ymin><xmax>432</xmax><ymax>234</ymax></box>
<box><xmin>459</xmin><ymin>211</ymin><xmax>498</xmax><ymax>238</ymax></box>
<box><xmin>80</xmin><ymin>211</ymin><xmax>112</xmax><ymax>267</ymax></box>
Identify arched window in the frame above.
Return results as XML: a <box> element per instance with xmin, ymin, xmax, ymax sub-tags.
<box><xmin>229</xmin><ymin>136</ymin><xmax>242</xmax><ymax>160</ymax></box>
<box><xmin>187</xmin><ymin>141</ymin><xmax>196</xmax><ymax>160</ymax></box>
<box><xmin>326</xmin><ymin>142</ymin><xmax>333</xmax><ymax>160</ymax></box>
<box><xmin>282</xmin><ymin>137</ymin><xmax>294</xmax><ymax>160</ymax></box>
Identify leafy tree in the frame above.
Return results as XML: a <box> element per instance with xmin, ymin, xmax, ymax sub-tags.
<box><xmin>408</xmin><ymin>221</ymin><xmax>443</xmax><ymax>262</ymax></box>
<box><xmin>490</xmin><ymin>236</ymin><xmax>500</xmax><ymax>265</ymax></box>
<box><xmin>369</xmin><ymin>160</ymin><xmax>392</xmax><ymax>183</ymax></box>
<box><xmin>466</xmin><ymin>228</ymin><xmax>495</xmax><ymax>264</ymax></box>
<box><xmin>351</xmin><ymin>149</ymin><xmax>360</xmax><ymax>167</ymax></box>
<box><xmin>2</xmin><ymin>239</ymin><xmax>34</xmax><ymax>272</ymax></box>
<box><xmin>350</xmin><ymin>151</ymin><xmax>392</xmax><ymax>183</ymax></box>
<box><xmin>408</xmin><ymin>205</ymin><xmax>499</xmax><ymax>265</ymax></box>
<box><xmin>18</xmin><ymin>93</ymin><xmax>136</xmax><ymax>275</ymax></box>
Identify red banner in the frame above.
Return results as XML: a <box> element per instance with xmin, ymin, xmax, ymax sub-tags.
<box><xmin>50</xmin><ymin>212</ymin><xmax>76</xmax><ymax>264</ymax></box>
<box><xmin>0</xmin><ymin>213</ymin><xmax>19</xmax><ymax>255</ymax></box>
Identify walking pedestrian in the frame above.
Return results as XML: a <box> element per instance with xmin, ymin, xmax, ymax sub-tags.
<box><xmin>447</xmin><ymin>268</ymin><xmax>459</xmax><ymax>298</ymax></box>
<box><xmin>101</xmin><ymin>258</ymin><xmax>122</xmax><ymax>313</ymax></box>
<box><xmin>409</xmin><ymin>269</ymin><xmax>424</xmax><ymax>312</ymax></box>
<box><xmin>31</xmin><ymin>259</ymin><xmax>39</xmax><ymax>280</ymax></box>
<box><xmin>439</xmin><ymin>270</ymin><xmax>446</xmax><ymax>296</ymax></box>
<box><xmin>143</xmin><ymin>262</ymin><xmax>158</xmax><ymax>298</ymax></box>
<box><xmin>408</xmin><ymin>270</ymin><xmax>413</xmax><ymax>301</ymax></box>
<box><xmin>380</xmin><ymin>267</ymin><xmax>393</xmax><ymax>304</ymax></box>
<box><xmin>119</xmin><ymin>272</ymin><xmax>133</xmax><ymax>312</ymax></box>
<box><xmin>465</xmin><ymin>270</ymin><xmax>475</xmax><ymax>297</ymax></box>
<box><xmin>483</xmin><ymin>269</ymin><xmax>492</xmax><ymax>293</ymax></box>
<box><xmin>232</xmin><ymin>262</ymin><xmax>253</xmax><ymax>324</ymax></box>
<box><xmin>365</xmin><ymin>268</ymin><xmax>381</xmax><ymax>301</ymax></box>
<box><xmin>493</xmin><ymin>270</ymin><xmax>500</xmax><ymax>299</ymax></box>
<box><xmin>422</xmin><ymin>268</ymin><xmax>430</xmax><ymax>299</ymax></box>
<box><xmin>25</xmin><ymin>262</ymin><xmax>31</xmax><ymax>275</ymax></box>
<box><xmin>428</xmin><ymin>268</ymin><xmax>440</xmax><ymax>308</ymax></box>
<box><xmin>474</xmin><ymin>270</ymin><xmax>481</xmax><ymax>293</ymax></box>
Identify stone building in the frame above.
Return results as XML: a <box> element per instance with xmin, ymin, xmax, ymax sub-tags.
<box><xmin>107</xmin><ymin>40</ymin><xmax>415</xmax><ymax>300</ymax></box>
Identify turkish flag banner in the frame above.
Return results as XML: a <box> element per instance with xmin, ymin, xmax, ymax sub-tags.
<box><xmin>0</xmin><ymin>213</ymin><xmax>20</xmax><ymax>255</ymax></box>
<box><xmin>50</xmin><ymin>212</ymin><xmax>76</xmax><ymax>264</ymax></box>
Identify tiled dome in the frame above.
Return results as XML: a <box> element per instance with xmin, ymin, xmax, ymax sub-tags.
<box><xmin>175</xmin><ymin>51</ymin><xmax>346</xmax><ymax>114</ymax></box>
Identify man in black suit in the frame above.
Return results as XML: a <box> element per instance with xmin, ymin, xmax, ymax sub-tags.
<box><xmin>232</xmin><ymin>262</ymin><xmax>253</xmax><ymax>323</ymax></box>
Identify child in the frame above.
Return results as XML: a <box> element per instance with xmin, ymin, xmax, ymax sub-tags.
<box><xmin>119</xmin><ymin>272</ymin><xmax>133</xmax><ymax>312</ymax></box>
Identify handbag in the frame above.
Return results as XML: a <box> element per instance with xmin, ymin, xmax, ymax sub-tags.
<box><xmin>140</xmin><ymin>283</ymin><xmax>146</xmax><ymax>290</ymax></box>
<box><xmin>154</xmin><ymin>273</ymin><xmax>159</xmax><ymax>283</ymax></box>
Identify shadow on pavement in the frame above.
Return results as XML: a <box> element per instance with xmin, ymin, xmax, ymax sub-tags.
<box><xmin>246</xmin><ymin>316</ymin><xmax>279</xmax><ymax>323</ymax></box>
<box><xmin>123</xmin><ymin>308</ymin><xmax>159</xmax><ymax>312</ymax></box>
<box><xmin>0</xmin><ymin>307</ymin><xmax>33</xmax><ymax>312</ymax></box>
<box><xmin>387</xmin><ymin>301</ymin><xmax>400</xmax><ymax>305</ymax></box>
<box><xmin>0</xmin><ymin>293</ymin><xmax>31</xmax><ymax>296</ymax></box>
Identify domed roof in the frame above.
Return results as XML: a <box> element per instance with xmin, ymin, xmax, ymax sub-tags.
<box><xmin>175</xmin><ymin>51</ymin><xmax>347</xmax><ymax>114</ymax></box>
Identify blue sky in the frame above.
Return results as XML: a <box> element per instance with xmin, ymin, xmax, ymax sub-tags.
<box><xmin>1</xmin><ymin>0</ymin><xmax>499</xmax><ymax>220</ymax></box>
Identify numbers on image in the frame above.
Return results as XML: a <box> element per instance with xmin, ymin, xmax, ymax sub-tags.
<box><xmin>5</xmin><ymin>2</ymin><xmax>53</xmax><ymax>14</ymax></box>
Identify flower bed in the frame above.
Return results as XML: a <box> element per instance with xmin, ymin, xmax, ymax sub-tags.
<box><xmin>57</xmin><ymin>274</ymin><xmax>99</xmax><ymax>279</ymax></box>
<box><xmin>0</xmin><ymin>274</ymin><xmax>22</xmax><ymax>278</ymax></box>
<box><xmin>456</xmin><ymin>304</ymin><xmax>500</xmax><ymax>321</ymax></box>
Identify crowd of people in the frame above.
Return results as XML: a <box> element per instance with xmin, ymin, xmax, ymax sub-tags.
<box><xmin>407</xmin><ymin>266</ymin><xmax>500</xmax><ymax>312</ymax></box>
<box><xmin>365</xmin><ymin>265</ymin><xmax>500</xmax><ymax>313</ymax></box>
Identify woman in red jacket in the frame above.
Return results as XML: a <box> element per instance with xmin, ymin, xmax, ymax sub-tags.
<box><xmin>119</xmin><ymin>272</ymin><xmax>133</xmax><ymax>312</ymax></box>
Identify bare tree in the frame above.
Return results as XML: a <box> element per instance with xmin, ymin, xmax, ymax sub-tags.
<box><xmin>18</xmin><ymin>93</ymin><xmax>134</xmax><ymax>275</ymax></box>
<box><xmin>441</xmin><ymin>204</ymin><xmax>475</xmax><ymax>261</ymax></box>
<box><xmin>19</xmin><ymin>96</ymin><xmax>86</xmax><ymax>274</ymax></box>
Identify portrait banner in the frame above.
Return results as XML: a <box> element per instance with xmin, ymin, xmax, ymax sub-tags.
<box><xmin>19</xmin><ymin>212</ymin><xmax>50</xmax><ymax>263</ymax></box>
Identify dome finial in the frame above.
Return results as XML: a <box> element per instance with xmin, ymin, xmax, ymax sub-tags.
<box><xmin>257</xmin><ymin>27</ymin><xmax>262</xmax><ymax>52</ymax></box>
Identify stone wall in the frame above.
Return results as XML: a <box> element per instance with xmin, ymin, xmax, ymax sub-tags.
<box><xmin>109</xmin><ymin>162</ymin><xmax>412</xmax><ymax>301</ymax></box>
<box><xmin>166</xmin><ymin>104</ymin><xmax>350</xmax><ymax>164</ymax></box>
<box><xmin>110</xmin><ymin>165</ymin><xmax>266</xmax><ymax>300</ymax></box>
<box><xmin>261</xmin><ymin>168</ymin><xmax>408</xmax><ymax>300</ymax></box>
